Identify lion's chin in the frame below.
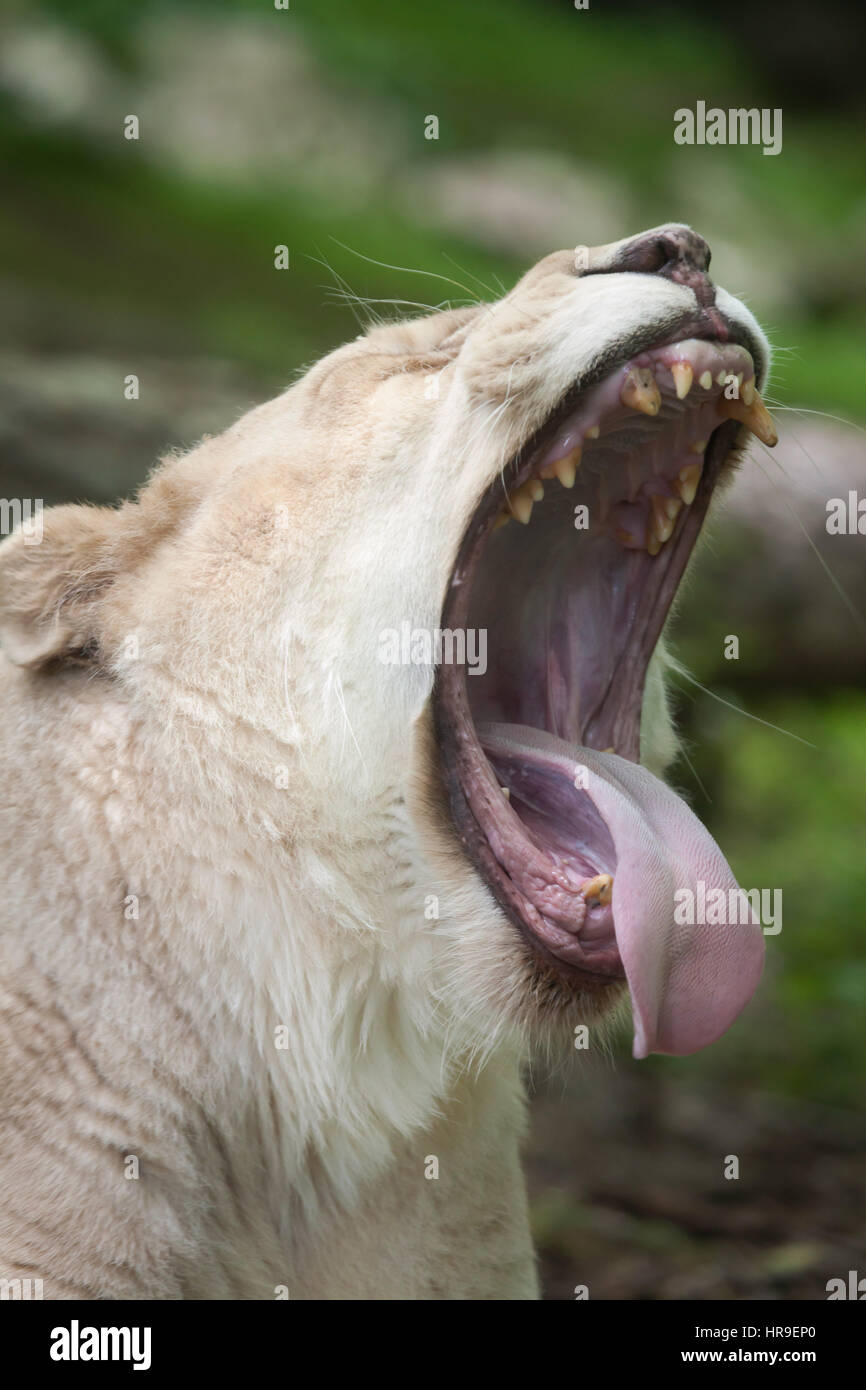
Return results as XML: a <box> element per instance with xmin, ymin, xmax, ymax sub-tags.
<box><xmin>433</xmin><ymin>330</ymin><xmax>772</xmax><ymax>1057</ymax></box>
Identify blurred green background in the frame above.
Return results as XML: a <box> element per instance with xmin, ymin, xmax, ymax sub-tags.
<box><xmin>2</xmin><ymin>0</ymin><xmax>864</xmax><ymax>1298</ymax></box>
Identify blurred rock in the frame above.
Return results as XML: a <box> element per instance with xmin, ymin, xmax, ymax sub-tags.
<box><xmin>678</xmin><ymin>418</ymin><xmax>866</xmax><ymax>687</ymax></box>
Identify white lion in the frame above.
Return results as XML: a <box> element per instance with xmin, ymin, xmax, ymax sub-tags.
<box><xmin>0</xmin><ymin>225</ymin><xmax>772</xmax><ymax>1299</ymax></box>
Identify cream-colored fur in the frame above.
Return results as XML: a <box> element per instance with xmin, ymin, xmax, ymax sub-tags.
<box><xmin>0</xmin><ymin>238</ymin><xmax>769</xmax><ymax>1299</ymax></box>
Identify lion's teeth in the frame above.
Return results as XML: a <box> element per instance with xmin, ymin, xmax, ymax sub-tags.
<box><xmin>716</xmin><ymin>370</ymin><xmax>727</xmax><ymax>386</ymax></box>
<box><xmin>509</xmin><ymin>483</ymin><xmax>535</xmax><ymax>524</ymax></box>
<box><xmin>670</xmin><ymin>361</ymin><xmax>693</xmax><ymax>399</ymax></box>
<box><xmin>650</xmin><ymin>495</ymin><xmax>676</xmax><ymax>544</ymax></box>
<box><xmin>665</xmin><ymin>496</ymin><xmax>684</xmax><ymax>522</ymax></box>
<box><xmin>741</xmin><ymin>378</ymin><xmax>756</xmax><ymax>405</ymax></box>
<box><xmin>716</xmin><ymin>390</ymin><xmax>778</xmax><ymax>446</ymax></box>
<box><xmin>691</xmin><ymin>438</ymin><xmax>708</xmax><ymax>454</ymax></box>
<box><xmin>528</xmin><ymin>479</ymin><xmax>545</xmax><ymax>502</ymax></box>
<box><xmin>493</xmin><ymin>510</ymin><xmax>511</xmax><ymax>530</ymax></box>
<box><xmin>586</xmin><ymin>424</ymin><xmax>600</xmax><ymax>439</ymax></box>
<box><xmin>699</xmin><ymin>370</ymin><xmax>713</xmax><ymax>390</ymax></box>
<box><xmin>554</xmin><ymin>448</ymin><xmax>580</xmax><ymax>488</ymax></box>
<box><xmin>620</xmin><ymin>367</ymin><xmax>661</xmax><ymax>417</ymax></box>
<box><xmin>500</xmin><ymin>786</ymin><xmax>510</xmax><ymax>800</ymax></box>
<box><xmin>676</xmin><ymin>461</ymin><xmax>702</xmax><ymax>505</ymax></box>
<box><xmin>582</xmin><ymin>873</ymin><xmax>613</xmax><ymax>906</ymax></box>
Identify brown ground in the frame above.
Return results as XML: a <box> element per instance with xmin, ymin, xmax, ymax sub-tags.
<box><xmin>527</xmin><ymin>1059</ymin><xmax>866</xmax><ymax>1301</ymax></box>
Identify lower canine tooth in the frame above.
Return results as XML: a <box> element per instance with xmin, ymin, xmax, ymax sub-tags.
<box><xmin>670</xmin><ymin>361</ymin><xmax>693</xmax><ymax>399</ymax></box>
<box><xmin>676</xmin><ymin>462</ymin><xmax>702</xmax><ymax>504</ymax></box>
<box><xmin>716</xmin><ymin>391</ymin><xmax>778</xmax><ymax>446</ymax></box>
<box><xmin>582</xmin><ymin>873</ymin><xmax>613</xmax><ymax>907</ymax></box>
<box><xmin>621</xmin><ymin>367</ymin><xmax>661</xmax><ymax>416</ymax></box>
<box><xmin>651</xmin><ymin>495</ymin><xmax>675</xmax><ymax>542</ymax></box>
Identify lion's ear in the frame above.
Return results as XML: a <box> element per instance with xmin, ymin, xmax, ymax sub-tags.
<box><xmin>0</xmin><ymin>503</ymin><xmax>127</xmax><ymax>668</ymax></box>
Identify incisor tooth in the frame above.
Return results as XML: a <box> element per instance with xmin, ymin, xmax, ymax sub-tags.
<box><xmin>500</xmin><ymin>786</ymin><xmax>510</xmax><ymax>800</ymax></box>
<box><xmin>670</xmin><ymin>361</ymin><xmax>693</xmax><ymax>399</ymax></box>
<box><xmin>699</xmin><ymin>370</ymin><xmax>713</xmax><ymax>390</ymax></box>
<box><xmin>586</xmin><ymin>424</ymin><xmax>600</xmax><ymax>439</ymax></box>
<box><xmin>528</xmin><ymin>479</ymin><xmax>545</xmax><ymax>502</ymax></box>
<box><xmin>716</xmin><ymin>391</ymin><xmax>778</xmax><ymax>446</ymax></box>
<box><xmin>621</xmin><ymin>367</ymin><xmax>661</xmax><ymax>416</ymax></box>
<box><xmin>582</xmin><ymin>873</ymin><xmax>613</xmax><ymax>907</ymax></box>
<box><xmin>676</xmin><ymin>462</ymin><xmax>702</xmax><ymax>505</ymax></box>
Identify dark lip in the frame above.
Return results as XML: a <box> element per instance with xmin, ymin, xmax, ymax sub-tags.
<box><xmin>431</xmin><ymin>307</ymin><xmax>763</xmax><ymax>992</ymax></box>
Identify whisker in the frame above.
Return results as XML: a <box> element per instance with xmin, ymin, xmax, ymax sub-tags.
<box><xmin>667</xmin><ymin>659</ymin><xmax>817</xmax><ymax>749</ymax></box>
<box><xmin>762</xmin><ymin>401</ymin><xmax>866</xmax><ymax>436</ymax></box>
<box><xmin>440</xmin><ymin>252</ymin><xmax>499</xmax><ymax>301</ymax></box>
<box><xmin>326</xmin><ymin>236</ymin><xmax>482</xmax><ymax>303</ymax></box>
<box><xmin>752</xmin><ymin>442</ymin><xmax>866</xmax><ymax>638</ymax></box>
<box><xmin>307</xmin><ymin>251</ymin><xmax>382</xmax><ymax>330</ymax></box>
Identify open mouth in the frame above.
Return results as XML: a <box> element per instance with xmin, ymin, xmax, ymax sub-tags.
<box><xmin>434</xmin><ymin>329</ymin><xmax>774</xmax><ymax>1057</ymax></box>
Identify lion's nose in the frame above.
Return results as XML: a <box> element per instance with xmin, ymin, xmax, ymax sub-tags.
<box><xmin>606</xmin><ymin>224</ymin><xmax>711</xmax><ymax>277</ymax></box>
<box><xmin>576</xmin><ymin>223</ymin><xmax>714</xmax><ymax>304</ymax></box>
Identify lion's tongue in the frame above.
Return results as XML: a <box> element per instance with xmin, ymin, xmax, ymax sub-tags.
<box><xmin>478</xmin><ymin>724</ymin><xmax>765</xmax><ymax>1059</ymax></box>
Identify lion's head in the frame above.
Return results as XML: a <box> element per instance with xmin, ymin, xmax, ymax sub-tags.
<box><xmin>0</xmin><ymin>223</ymin><xmax>770</xmax><ymax>1070</ymax></box>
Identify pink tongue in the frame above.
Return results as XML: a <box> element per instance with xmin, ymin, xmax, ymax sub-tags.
<box><xmin>479</xmin><ymin>724</ymin><xmax>765</xmax><ymax>1058</ymax></box>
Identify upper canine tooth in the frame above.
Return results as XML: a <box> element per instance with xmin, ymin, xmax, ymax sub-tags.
<box><xmin>676</xmin><ymin>461</ymin><xmax>702</xmax><ymax>505</ymax></box>
<box><xmin>621</xmin><ymin>367</ymin><xmax>661</xmax><ymax>416</ymax></box>
<box><xmin>670</xmin><ymin>361</ymin><xmax>693</xmax><ymax>399</ymax></box>
<box><xmin>554</xmin><ymin>447</ymin><xmax>580</xmax><ymax>489</ymax></box>
<box><xmin>699</xmin><ymin>370</ymin><xmax>713</xmax><ymax>390</ymax></box>
<box><xmin>716</xmin><ymin>390</ymin><xmax>778</xmax><ymax>446</ymax></box>
<box><xmin>509</xmin><ymin>483</ymin><xmax>535</xmax><ymax>524</ymax></box>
